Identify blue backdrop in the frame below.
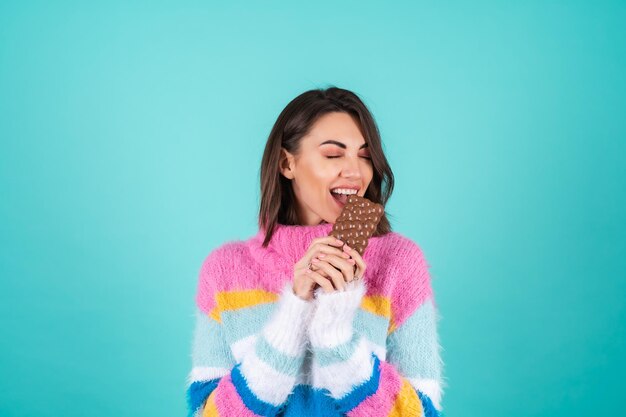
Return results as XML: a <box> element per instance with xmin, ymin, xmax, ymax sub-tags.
<box><xmin>1</xmin><ymin>1</ymin><xmax>624</xmax><ymax>416</ymax></box>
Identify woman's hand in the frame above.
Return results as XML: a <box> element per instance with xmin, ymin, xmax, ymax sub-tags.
<box><xmin>293</xmin><ymin>236</ymin><xmax>349</xmax><ymax>300</ymax></box>
<box><xmin>307</xmin><ymin>243</ymin><xmax>368</xmax><ymax>292</ymax></box>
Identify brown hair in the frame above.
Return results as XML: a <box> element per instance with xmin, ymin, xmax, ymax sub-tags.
<box><xmin>258</xmin><ymin>86</ymin><xmax>395</xmax><ymax>247</ymax></box>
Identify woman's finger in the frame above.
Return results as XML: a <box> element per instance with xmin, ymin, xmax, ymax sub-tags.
<box><xmin>305</xmin><ymin>240</ymin><xmax>350</xmax><ymax>275</ymax></box>
<box><xmin>316</xmin><ymin>253</ymin><xmax>355</xmax><ymax>282</ymax></box>
<box><xmin>305</xmin><ymin>268</ymin><xmax>334</xmax><ymax>293</ymax></box>
<box><xmin>311</xmin><ymin>258</ymin><xmax>347</xmax><ymax>291</ymax></box>
<box><xmin>308</xmin><ymin>241</ymin><xmax>350</xmax><ymax>260</ymax></box>
<box><xmin>311</xmin><ymin>236</ymin><xmax>345</xmax><ymax>248</ymax></box>
<box><xmin>343</xmin><ymin>244</ymin><xmax>367</xmax><ymax>279</ymax></box>
<box><xmin>297</xmin><ymin>244</ymin><xmax>347</xmax><ymax>276</ymax></box>
<box><xmin>309</xmin><ymin>263</ymin><xmax>329</xmax><ymax>278</ymax></box>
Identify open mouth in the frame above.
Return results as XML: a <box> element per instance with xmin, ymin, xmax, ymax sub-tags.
<box><xmin>330</xmin><ymin>191</ymin><xmax>349</xmax><ymax>206</ymax></box>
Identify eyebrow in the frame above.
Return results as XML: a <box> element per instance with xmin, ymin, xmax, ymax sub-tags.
<box><xmin>319</xmin><ymin>140</ymin><xmax>369</xmax><ymax>149</ymax></box>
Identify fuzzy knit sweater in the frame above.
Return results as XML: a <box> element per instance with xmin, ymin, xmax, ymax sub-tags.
<box><xmin>186</xmin><ymin>222</ymin><xmax>445</xmax><ymax>417</ymax></box>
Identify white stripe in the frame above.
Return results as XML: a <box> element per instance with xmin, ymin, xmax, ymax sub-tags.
<box><xmin>311</xmin><ymin>336</ymin><xmax>373</xmax><ymax>398</ymax></box>
<box><xmin>187</xmin><ymin>366</ymin><xmax>230</xmax><ymax>384</ymax></box>
<box><xmin>309</xmin><ymin>280</ymin><xmax>367</xmax><ymax>348</ymax></box>
<box><xmin>292</xmin><ymin>341</ymin><xmax>383</xmax><ymax>388</ymax></box>
<box><xmin>408</xmin><ymin>378</ymin><xmax>443</xmax><ymax>411</ymax></box>
<box><xmin>239</xmin><ymin>350</ymin><xmax>297</xmax><ymax>406</ymax></box>
<box><xmin>230</xmin><ymin>334</ymin><xmax>257</xmax><ymax>362</ymax></box>
<box><xmin>261</xmin><ymin>284</ymin><xmax>313</xmax><ymax>357</ymax></box>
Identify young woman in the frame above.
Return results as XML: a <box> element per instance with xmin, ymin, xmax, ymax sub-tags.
<box><xmin>186</xmin><ymin>87</ymin><xmax>445</xmax><ymax>416</ymax></box>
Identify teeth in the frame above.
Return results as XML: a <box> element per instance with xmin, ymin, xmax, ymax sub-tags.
<box><xmin>331</xmin><ymin>188</ymin><xmax>358</xmax><ymax>195</ymax></box>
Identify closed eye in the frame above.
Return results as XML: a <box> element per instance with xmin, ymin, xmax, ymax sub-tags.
<box><xmin>326</xmin><ymin>156</ymin><xmax>371</xmax><ymax>160</ymax></box>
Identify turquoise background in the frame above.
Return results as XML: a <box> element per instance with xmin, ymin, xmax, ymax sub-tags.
<box><xmin>1</xmin><ymin>1</ymin><xmax>624</xmax><ymax>416</ymax></box>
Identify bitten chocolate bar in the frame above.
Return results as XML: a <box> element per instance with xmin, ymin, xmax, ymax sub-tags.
<box><xmin>330</xmin><ymin>194</ymin><xmax>384</xmax><ymax>255</ymax></box>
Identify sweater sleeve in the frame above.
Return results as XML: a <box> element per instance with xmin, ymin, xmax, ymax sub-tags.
<box><xmin>308</xmin><ymin>243</ymin><xmax>445</xmax><ymax>416</ymax></box>
<box><xmin>186</xmin><ymin>250</ymin><xmax>315</xmax><ymax>417</ymax></box>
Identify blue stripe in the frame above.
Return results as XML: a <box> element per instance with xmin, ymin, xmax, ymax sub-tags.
<box><xmin>186</xmin><ymin>379</ymin><xmax>220</xmax><ymax>417</ymax></box>
<box><xmin>220</xmin><ymin>303</ymin><xmax>276</xmax><ymax>344</ymax></box>
<box><xmin>336</xmin><ymin>354</ymin><xmax>381</xmax><ymax>413</ymax></box>
<box><xmin>313</xmin><ymin>333</ymin><xmax>361</xmax><ymax>367</ymax></box>
<box><xmin>192</xmin><ymin>308</ymin><xmax>235</xmax><ymax>368</ymax></box>
<box><xmin>386</xmin><ymin>298</ymin><xmax>441</xmax><ymax>379</ymax></box>
<box><xmin>255</xmin><ymin>336</ymin><xmax>303</xmax><ymax>377</ymax></box>
<box><xmin>417</xmin><ymin>389</ymin><xmax>442</xmax><ymax>417</ymax></box>
<box><xmin>354</xmin><ymin>307</ymin><xmax>389</xmax><ymax>347</ymax></box>
<box><xmin>231</xmin><ymin>363</ymin><xmax>283</xmax><ymax>417</ymax></box>
<box><xmin>283</xmin><ymin>385</ymin><xmax>343</xmax><ymax>417</ymax></box>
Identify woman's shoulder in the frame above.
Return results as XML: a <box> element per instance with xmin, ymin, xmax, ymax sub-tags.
<box><xmin>370</xmin><ymin>230</ymin><xmax>428</xmax><ymax>269</ymax></box>
<box><xmin>195</xmin><ymin>238</ymin><xmax>256</xmax><ymax>310</ymax></box>
<box><xmin>367</xmin><ymin>230</ymin><xmax>432</xmax><ymax>293</ymax></box>
<box><xmin>369</xmin><ymin>231</ymin><xmax>435</xmax><ymax>327</ymax></box>
<box><xmin>198</xmin><ymin>237</ymin><xmax>260</xmax><ymax>283</ymax></box>
<box><xmin>200</xmin><ymin>239</ymin><xmax>250</xmax><ymax>273</ymax></box>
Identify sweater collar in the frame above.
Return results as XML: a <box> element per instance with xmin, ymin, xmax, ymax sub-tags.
<box><xmin>248</xmin><ymin>222</ymin><xmax>335</xmax><ymax>273</ymax></box>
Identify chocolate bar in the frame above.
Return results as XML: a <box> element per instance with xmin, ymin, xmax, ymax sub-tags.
<box><xmin>329</xmin><ymin>194</ymin><xmax>384</xmax><ymax>255</ymax></box>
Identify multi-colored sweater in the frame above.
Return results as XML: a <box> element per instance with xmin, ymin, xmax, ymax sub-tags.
<box><xmin>186</xmin><ymin>222</ymin><xmax>445</xmax><ymax>416</ymax></box>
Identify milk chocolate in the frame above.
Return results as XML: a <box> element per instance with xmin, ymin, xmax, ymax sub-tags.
<box><xmin>329</xmin><ymin>194</ymin><xmax>384</xmax><ymax>255</ymax></box>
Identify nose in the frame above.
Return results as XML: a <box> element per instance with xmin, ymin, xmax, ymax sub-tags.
<box><xmin>340</xmin><ymin>155</ymin><xmax>362</xmax><ymax>180</ymax></box>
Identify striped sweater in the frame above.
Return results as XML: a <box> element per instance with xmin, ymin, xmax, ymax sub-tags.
<box><xmin>186</xmin><ymin>222</ymin><xmax>445</xmax><ymax>416</ymax></box>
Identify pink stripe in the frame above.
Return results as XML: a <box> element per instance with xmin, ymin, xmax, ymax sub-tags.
<box><xmin>347</xmin><ymin>360</ymin><xmax>402</xmax><ymax>417</ymax></box>
<box><xmin>195</xmin><ymin>251</ymin><xmax>219</xmax><ymax>313</ymax></box>
<box><xmin>384</xmin><ymin>236</ymin><xmax>433</xmax><ymax>328</ymax></box>
<box><xmin>196</xmin><ymin>242</ymin><xmax>289</xmax><ymax>313</ymax></box>
<box><xmin>349</xmin><ymin>232</ymin><xmax>434</xmax><ymax>328</ymax></box>
<box><xmin>213</xmin><ymin>374</ymin><xmax>261</xmax><ymax>417</ymax></box>
<box><xmin>196</xmin><ymin>227</ymin><xmax>436</xmax><ymax>322</ymax></box>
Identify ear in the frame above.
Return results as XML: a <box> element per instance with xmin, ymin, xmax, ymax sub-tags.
<box><xmin>279</xmin><ymin>147</ymin><xmax>295</xmax><ymax>180</ymax></box>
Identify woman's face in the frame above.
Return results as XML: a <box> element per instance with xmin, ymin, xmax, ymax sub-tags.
<box><xmin>279</xmin><ymin>112</ymin><xmax>374</xmax><ymax>225</ymax></box>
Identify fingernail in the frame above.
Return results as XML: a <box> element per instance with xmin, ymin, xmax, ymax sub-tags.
<box><xmin>348</xmin><ymin>259</ymin><xmax>355</xmax><ymax>264</ymax></box>
<box><xmin>335</xmin><ymin>238</ymin><xmax>343</xmax><ymax>244</ymax></box>
<box><xmin>343</xmin><ymin>245</ymin><xmax>351</xmax><ymax>251</ymax></box>
<box><xmin>318</xmin><ymin>253</ymin><xmax>326</xmax><ymax>258</ymax></box>
<box><xmin>342</xmin><ymin>253</ymin><xmax>350</xmax><ymax>258</ymax></box>
<box><xmin>311</xmin><ymin>258</ymin><xmax>319</xmax><ymax>263</ymax></box>
<box><xmin>306</xmin><ymin>268</ymin><xmax>311</xmax><ymax>273</ymax></box>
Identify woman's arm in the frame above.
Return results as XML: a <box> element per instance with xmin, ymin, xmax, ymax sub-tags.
<box><xmin>308</xmin><ymin>281</ymin><xmax>443</xmax><ymax>416</ymax></box>
<box><xmin>187</xmin><ymin>249</ymin><xmax>315</xmax><ymax>417</ymax></box>
<box><xmin>187</xmin><ymin>283</ymin><xmax>314</xmax><ymax>416</ymax></box>
<box><xmin>186</xmin><ymin>306</ymin><xmax>234</xmax><ymax>416</ymax></box>
<box><xmin>308</xmin><ymin>242</ymin><xmax>445</xmax><ymax>416</ymax></box>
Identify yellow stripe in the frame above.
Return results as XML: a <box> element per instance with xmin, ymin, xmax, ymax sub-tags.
<box><xmin>207</xmin><ymin>290</ymin><xmax>279</xmax><ymax>324</ymax></box>
<box><xmin>208</xmin><ymin>307</ymin><xmax>221</xmax><ymax>323</ymax></box>
<box><xmin>387</xmin><ymin>378</ymin><xmax>422</xmax><ymax>417</ymax></box>
<box><xmin>360</xmin><ymin>295</ymin><xmax>397</xmax><ymax>335</ymax></box>
<box><xmin>361</xmin><ymin>295</ymin><xmax>391</xmax><ymax>318</ymax></box>
<box><xmin>216</xmin><ymin>289</ymin><xmax>279</xmax><ymax>312</ymax></box>
<box><xmin>201</xmin><ymin>390</ymin><xmax>220</xmax><ymax>416</ymax></box>
<box><xmin>212</xmin><ymin>292</ymin><xmax>399</xmax><ymax>333</ymax></box>
<box><xmin>209</xmin><ymin>290</ymin><xmax>279</xmax><ymax>323</ymax></box>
